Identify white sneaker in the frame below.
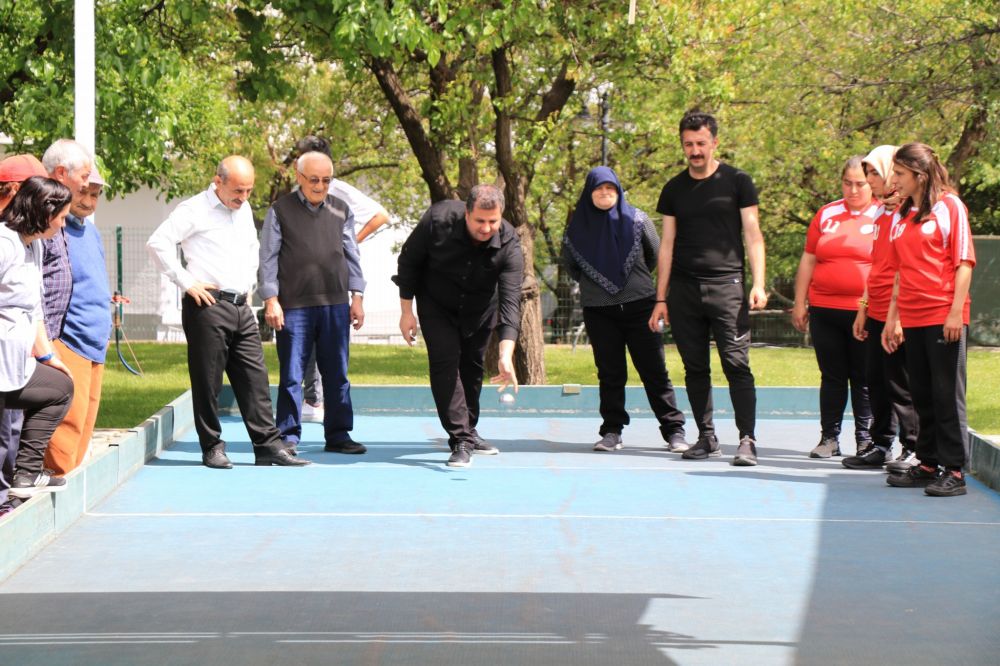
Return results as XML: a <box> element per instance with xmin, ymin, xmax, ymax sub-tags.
<box><xmin>301</xmin><ymin>401</ymin><xmax>325</xmax><ymax>422</ymax></box>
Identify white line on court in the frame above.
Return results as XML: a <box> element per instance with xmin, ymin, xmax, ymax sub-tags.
<box><xmin>83</xmin><ymin>511</ymin><xmax>1000</xmax><ymax>526</ymax></box>
<box><xmin>0</xmin><ymin>640</ymin><xmax>201</xmax><ymax>645</ymax></box>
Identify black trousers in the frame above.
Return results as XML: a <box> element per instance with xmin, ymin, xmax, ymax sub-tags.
<box><xmin>808</xmin><ymin>306</ymin><xmax>872</xmax><ymax>443</ymax></box>
<box><xmin>418</xmin><ymin>299</ymin><xmax>492</xmax><ymax>448</ymax></box>
<box><xmin>583</xmin><ymin>298</ymin><xmax>686</xmax><ymax>440</ymax></box>
<box><xmin>903</xmin><ymin>325</ymin><xmax>968</xmax><ymax>469</ymax></box>
<box><xmin>181</xmin><ymin>296</ymin><xmax>283</xmax><ymax>453</ymax></box>
<box><xmin>865</xmin><ymin>317</ymin><xmax>918</xmax><ymax>450</ymax></box>
<box><xmin>0</xmin><ymin>363</ymin><xmax>72</xmax><ymax>477</ymax></box>
<box><xmin>668</xmin><ymin>279</ymin><xmax>756</xmax><ymax>439</ymax></box>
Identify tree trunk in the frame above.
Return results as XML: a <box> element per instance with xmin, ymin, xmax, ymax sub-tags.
<box><xmin>484</xmin><ymin>225</ymin><xmax>547</xmax><ymax>385</ymax></box>
<box><xmin>946</xmin><ymin>105</ymin><xmax>988</xmax><ymax>185</ymax></box>
<box><xmin>367</xmin><ymin>56</ymin><xmax>454</xmax><ymax>202</ymax></box>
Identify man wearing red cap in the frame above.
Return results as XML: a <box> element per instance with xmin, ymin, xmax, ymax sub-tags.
<box><xmin>0</xmin><ymin>153</ymin><xmax>49</xmax><ymax>510</ymax></box>
<box><xmin>43</xmin><ymin>166</ymin><xmax>115</xmax><ymax>474</ymax></box>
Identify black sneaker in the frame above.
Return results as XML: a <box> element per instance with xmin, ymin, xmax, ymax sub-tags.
<box><xmin>732</xmin><ymin>436</ymin><xmax>758</xmax><ymax>466</ymax></box>
<box><xmin>9</xmin><ymin>469</ymin><xmax>67</xmax><ymax>499</ymax></box>
<box><xmin>886</xmin><ymin>449</ymin><xmax>917</xmax><ymax>474</ymax></box>
<box><xmin>682</xmin><ymin>434</ymin><xmax>721</xmax><ymax>460</ymax></box>
<box><xmin>447</xmin><ymin>443</ymin><xmax>472</xmax><ymax>468</ymax></box>
<box><xmin>887</xmin><ymin>464</ymin><xmax>939</xmax><ymax>488</ymax></box>
<box><xmin>925</xmin><ymin>472</ymin><xmax>967</xmax><ymax>497</ymax></box>
<box><xmin>324</xmin><ymin>439</ymin><xmax>367</xmax><ymax>454</ymax></box>
<box><xmin>471</xmin><ymin>435</ymin><xmax>499</xmax><ymax>455</ymax></box>
<box><xmin>842</xmin><ymin>445</ymin><xmax>887</xmax><ymax>470</ymax></box>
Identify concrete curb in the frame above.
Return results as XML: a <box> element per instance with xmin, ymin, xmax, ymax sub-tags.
<box><xmin>969</xmin><ymin>432</ymin><xmax>1000</xmax><ymax>492</ymax></box>
<box><xmin>0</xmin><ymin>391</ymin><xmax>192</xmax><ymax>583</ymax></box>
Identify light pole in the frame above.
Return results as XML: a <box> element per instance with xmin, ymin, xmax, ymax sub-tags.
<box><xmin>74</xmin><ymin>0</ymin><xmax>96</xmax><ymax>153</ymax></box>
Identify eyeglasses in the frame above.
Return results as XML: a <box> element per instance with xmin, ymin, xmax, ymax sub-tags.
<box><xmin>300</xmin><ymin>174</ymin><xmax>333</xmax><ymax>187</ymax></box>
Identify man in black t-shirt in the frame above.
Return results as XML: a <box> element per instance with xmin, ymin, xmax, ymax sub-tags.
<box><xmin>648</xmin><ymin>112</ymin><xmax>768</xmax><ymax>466</ymax></box>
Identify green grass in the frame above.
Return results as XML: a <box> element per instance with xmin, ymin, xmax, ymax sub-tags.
<box><xmin>96</xmin><ymin>342</ymin><xmax>1000</xmax><ymax>434</ymax></box>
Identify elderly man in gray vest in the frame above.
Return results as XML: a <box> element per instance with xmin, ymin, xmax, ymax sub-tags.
<box><xmin>259</xmin><ymin>151</ymin><xmax>367</xmax><ymax>455</ymax></box>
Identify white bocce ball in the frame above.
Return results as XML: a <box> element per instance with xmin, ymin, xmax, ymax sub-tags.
<box><xmin>499</xmin><ymin>392</ymin><xmax>515</xmax><ymax>405</ymax></box>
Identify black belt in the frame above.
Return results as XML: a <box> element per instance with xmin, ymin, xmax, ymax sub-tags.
<box><xmin>208</xmin><ymin>289</ymin><xmax>248</xmax><ymax>306</ymax></box>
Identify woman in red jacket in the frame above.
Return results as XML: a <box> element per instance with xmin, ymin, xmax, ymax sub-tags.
<box><xmin>883</xmin><ymin>143</ymin><xmax>975</xmax><ymax>497</ymax></box>
<box><xmin>844</xmin><ymin>145</ymin><xmax>919</xmax><ymax>471</ymax></box>
<box><xmin>792</xmin><ymin>156</ymin><xmax>877</xmax><ymax>458</ymax></box>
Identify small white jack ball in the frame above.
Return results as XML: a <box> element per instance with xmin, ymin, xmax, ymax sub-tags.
<box><xmin>499</xmin><ymin>392</ymin><xmax>515</xmax><ymax>404</ymax></box>
<box><xmin>657</xmin><ymin>320</ymin><xmax>665</xmax><ymax>333</ymax></box>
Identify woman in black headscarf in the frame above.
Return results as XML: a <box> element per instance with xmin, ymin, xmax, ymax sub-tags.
<box><xmin>562</xmin><ymin>167</ymin><xmax>687</xmax><ymax>452</ymax></box>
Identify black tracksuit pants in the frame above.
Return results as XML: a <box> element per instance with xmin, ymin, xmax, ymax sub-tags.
<box><xmin>418</xmin><ymin>300</ymin><xmax>493</xmax><ymax>449</ymax></box>
<box><xmin>903</xmin><ymin>325</ymin><xmax>969</xmax><ymax>469</ymax></box>
<box><xmin>667</xmin><ymin>278</ymin><xmax>756</xmax><ymax>440</ymax></box>
<box><xmin>808</xmin><ymin>306</ymin><xmax>872</xmax><ymax>444</ymax></box>
<box><xmin>582</xmin><ymin>297</ymin><xmax>686</xmax><ymax>440</ymax></box>
<box><xmin>1</xmin><ymin>363</ymin><xmax>72</xmax><ymax>477</ymax></box>
<box><xmin>865</xmin><ymin>317</ymin><xmax>918</xmax><ymax>450</ymax></box>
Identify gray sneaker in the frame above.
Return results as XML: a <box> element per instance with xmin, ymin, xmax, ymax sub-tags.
<box><xmin>886</xmin><ymin>448</ymin><xmax>917</xmax><ymax>474</ymax></box>
<box><xmin>809</xmin><ymin>437</ymin><xmax>841</xmax><ymax>458</ymax></box>
<box><xmin>593</xmin><ymin>432</ymin><xmax>623</xmax><ymax>452</ymax></box>
<box><xmin>732</xmin><ymin>436</ymin><xmax>758</xmax><ymax>466</ymax></box>
<box><xmin>665</xmin><ymin>431</ymin><xmax>690</xmax><ymax>453</ymax></box>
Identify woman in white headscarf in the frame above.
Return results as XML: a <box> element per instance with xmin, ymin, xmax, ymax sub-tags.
<box><xmin>844</xmin><ymin>146</ymin><xmax>919</xmax><ymax>472</ymax></box>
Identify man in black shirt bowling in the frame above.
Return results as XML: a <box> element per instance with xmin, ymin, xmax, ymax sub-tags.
<box><xmin>648</xmin><ymin>111</ymin><xmax>768</xmax><ymax>466</ymax></box>
<box><xmin>393</xmin><ymin>185</ymin><xmax>523</xmax><ymax>468</ymax></box>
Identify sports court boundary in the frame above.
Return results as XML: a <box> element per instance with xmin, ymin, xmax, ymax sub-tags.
<box><xmin>2</xmin><ymin>385</ymin><xmax>998</xmax><ymax>583</ymax></box>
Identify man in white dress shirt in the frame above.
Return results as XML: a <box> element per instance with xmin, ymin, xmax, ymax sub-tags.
<box><xmin>146</xmin><ymin>156</ymin><xmax>308</xmax><ymax>469</ymax></box>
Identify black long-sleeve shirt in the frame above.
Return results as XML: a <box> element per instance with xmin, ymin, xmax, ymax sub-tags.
<box><xmin>393</xmin><ymin>200</ymin><xmax>524</xmax><ymax>341</ymax></box>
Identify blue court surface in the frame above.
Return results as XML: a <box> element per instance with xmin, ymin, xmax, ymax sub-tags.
<box><xmin>1</xmin><ymin>408</ymin><xmax>999</xmax><ymax>665</ymax></box>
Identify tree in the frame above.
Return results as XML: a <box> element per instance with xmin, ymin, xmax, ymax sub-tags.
<box><xmin>235</xmin><ymin>0</ymin><xmax>676</xmax><ymax>382</ymax></box>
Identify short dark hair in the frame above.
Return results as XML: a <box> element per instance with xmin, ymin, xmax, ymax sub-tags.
<box><xmin>0</xmin><ymin>176</ymin><xmax>72</xmax><ymax>235</ymax></box>
<box><xmin>679</xmin><ymin>111</ymin><xmax>718</xmax><ymax>137</ymax></box>
<box><xmin>294</xmin><ymin>135</ymin><xmax>332</xmax><ymax>159</ymax></box>
<box><xmin>466</xmin><ymin>184</ymin><xmax>505</xmax><ymax>213</ymax></box>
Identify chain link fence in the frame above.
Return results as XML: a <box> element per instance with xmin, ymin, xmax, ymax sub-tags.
<box><xmin>107</xmin><ymin>229</ymin><xmax>998</xmax><ymax>347</ymax></box>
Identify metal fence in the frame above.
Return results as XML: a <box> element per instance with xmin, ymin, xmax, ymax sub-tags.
<box><xmin>541</xmin><ymin>238</ymin><xmax>1000</xmax><ymax>348</ymax></box>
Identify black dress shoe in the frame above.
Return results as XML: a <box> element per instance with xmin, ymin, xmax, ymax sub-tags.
<box><xmin>202</xmin><ymin>448</ymin><xmax>233</xmax><ymax>469</ymax></box>
<box><xmin>255</xmin><ymin>448</ymin><xmax>312</xmax><ymax>466</ymax></box>
<box><xmin>324</xmin><ymin>439</ymin><xmax>367</xmax><ymax>454</ymax></box>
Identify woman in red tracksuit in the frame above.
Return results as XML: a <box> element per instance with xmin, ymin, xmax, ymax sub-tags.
<box><xmin>845</xmin><ymin>145</ymin><xmax>919</xmax><ymax>471</ymax></box>
<box><xmin>792</xmin><ymin>156</ymin><xmax>877</xmax><ymax>459</ymax></box>
<box><xmin>883</xmin><ymin>142</ymin><xmax>975</xmax><ymax>497</ymax></box>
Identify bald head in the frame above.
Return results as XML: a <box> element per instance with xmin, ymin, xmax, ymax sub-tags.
<box><xmin>213</xmin><ymin>155</ymin><xmax>255</xmax><ymax>210</ymax></box>
<box><xmin>296</xmin><ymin>151</ymin><xmax>334</xmax><ymax>205</ymax></box>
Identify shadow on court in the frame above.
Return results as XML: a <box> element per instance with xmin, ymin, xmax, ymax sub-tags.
<box><xmin>0</xmin><ymin>591</ymin><xmax>800</xmax><ymax>666</ymax></box>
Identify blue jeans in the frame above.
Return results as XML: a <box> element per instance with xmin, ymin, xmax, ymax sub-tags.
<box><xmin>275</xmin><ymin>304</ymin><xmax>353</xmax><ymax>445</ymax></box>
